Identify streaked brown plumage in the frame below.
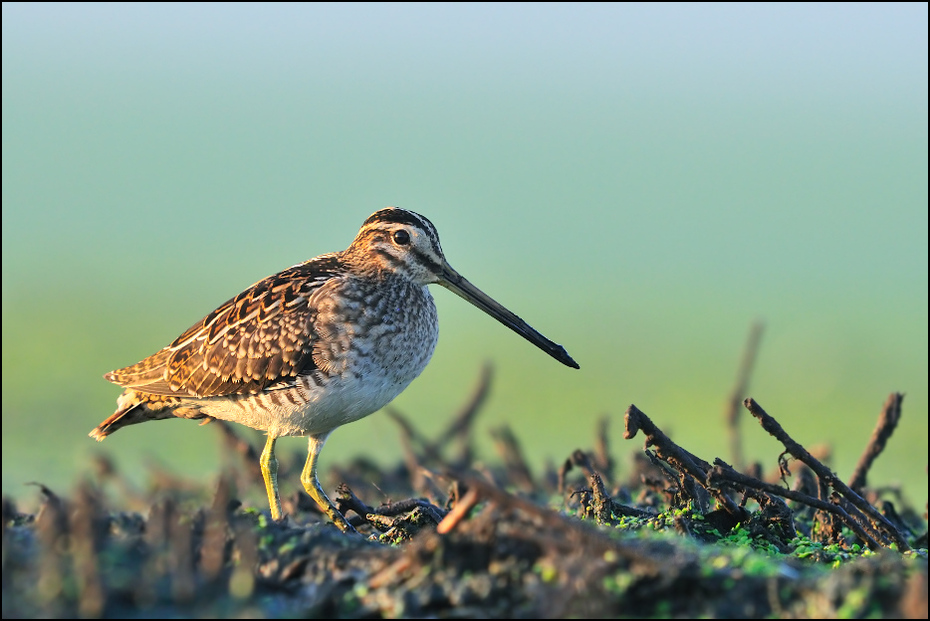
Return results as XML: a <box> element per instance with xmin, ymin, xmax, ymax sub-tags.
<box><xmin>91</xmin><ymin>207</ymin><xmax>578</xmax><ymax>533</ymax></box>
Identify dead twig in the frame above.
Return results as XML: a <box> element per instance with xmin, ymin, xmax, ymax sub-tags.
<box><xmin>624</xmin><ymin>404</ymin><xmax>746</xmax><ymax>520</ymax></box>
<box><xmin>489</xmin><ymin>424</ymin><xmax>535</xmax><ymax>492</ymax></box>
<box><xmin>709</xmin><ymin>460</ymin><xmax>881</xmax><ymax>550</ymax></box>
<box><xmin>386</xmin><ymin>363</ymin><xmax>492</xmax><ymax>466</ymax></box>
<box><xmin>432</xmin><ymin>362</ymin><xmax>492</xmax><ymax>461</ymax></box>
<box><xmin>594</xmin><ymin>416</ymin><xmax>615</xmax><ymax>482</ymax></box>
<box><xmin>743</xmin><ymin>397</ymin><xmax>910</xmax><ymax>551</ymax></box>
<box><xmin>725</xmin><ymin>321</ymin><xmax>764</xmax><ymax>470</ymax></box>
<box><xmin>564</xmin><ymin>450</ymin><xmax>649</xmax><ymax>523</ymax></box>
<box><xmin>848</xmin><ymin>392</ymin><xmax>904</xmax><ymax>494</ymax></box>
<box><xmin>436</xmin><ymin>487</ymin><xmax>480</xmax><ymax>534</ymax></box>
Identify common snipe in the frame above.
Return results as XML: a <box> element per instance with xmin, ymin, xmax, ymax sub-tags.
<box><xmin>90</xmin><ymin>207</ymin><xmax>578</xmax><ymax>533</ymax></box>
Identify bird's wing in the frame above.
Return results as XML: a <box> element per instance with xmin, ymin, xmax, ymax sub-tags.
<box><xmin>104</xmin><ymin>255</ymin><xmax>343</xmax><ymax>397</ymax></box>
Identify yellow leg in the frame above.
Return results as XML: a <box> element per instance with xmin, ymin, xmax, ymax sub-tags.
<box><xmin>259</xmin><ymin>435</ymin><xmax>283</xmax><ymax>521</ymax></box>
<box><xmin>300</xmin><ymin>433</ymin><xmax>357</xmax><ymax>534</ymax></box>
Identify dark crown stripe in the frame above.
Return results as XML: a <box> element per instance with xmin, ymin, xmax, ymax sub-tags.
<box><xmin>363</xmin><ymin>208</ymin><xmax>433</xmax><ymax>231</ymax></box>
<box><xmin>362</xmin><ymin>207</ymin><xmax>443</xmax><ymax>257</ymax></box>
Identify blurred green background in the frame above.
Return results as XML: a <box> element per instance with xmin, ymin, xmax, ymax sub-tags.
<box><xmin>3</xmin><ymin>4</ymin><xmax>927</xmax><ymax>510</ymax></box>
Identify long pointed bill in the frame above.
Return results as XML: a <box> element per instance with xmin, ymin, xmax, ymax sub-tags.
<box><xmin>438</xmin><ymin>261</ymin><xmax>580</xmax><ymax>369</ymax></box>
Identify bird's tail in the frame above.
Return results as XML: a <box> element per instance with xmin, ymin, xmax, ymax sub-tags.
<box><xmin>89</xmin><ymin>390</ymin><xmax>178</xmax><ymax>441</ymax></box>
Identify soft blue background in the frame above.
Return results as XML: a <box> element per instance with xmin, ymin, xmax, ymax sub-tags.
<box><xmin>3</xmin><ymin>3</ymin><xmax>927</xmax><ymax>509</ymax></box>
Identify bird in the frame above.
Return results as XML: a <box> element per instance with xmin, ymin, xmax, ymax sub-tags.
<box><xmin>90</xmin><ymin>207</ymin><xmax>579</xmax><ymax>533</ymax></box>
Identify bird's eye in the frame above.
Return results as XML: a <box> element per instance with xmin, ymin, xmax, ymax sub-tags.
<box><xmin>393</xmin><ymin>230</ymin><xmax>410</xmax><ymax>245</ymax></box>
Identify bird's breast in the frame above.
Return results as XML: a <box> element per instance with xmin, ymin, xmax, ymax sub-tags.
<box><xmin>312</xmin><ymin>277</ymin><xmax>438</xmax><ymax>379</ymax></box>
<box><xmin>292</xmin><ymin>277</ymin><xmax>439</xmax><ymax>432</ymax></box>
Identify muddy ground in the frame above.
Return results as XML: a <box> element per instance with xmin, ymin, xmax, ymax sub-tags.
<box><xmin>2</xmin><ymin>374</ymin><xmax>927</xmax><ymax>618</ymax></box>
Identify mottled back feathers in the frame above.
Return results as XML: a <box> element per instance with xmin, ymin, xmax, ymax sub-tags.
<box><xmin>105</xmin><ymin>257</ymin><xmax>342</xmax><ymax>398</ymax></box>
<box><xmin>103</xmin><ymin>208</ymin><xmax>448</xmax><ymax>401</ymax></box>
